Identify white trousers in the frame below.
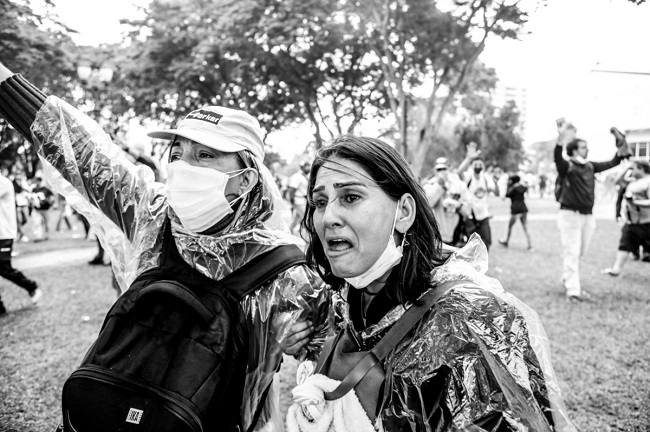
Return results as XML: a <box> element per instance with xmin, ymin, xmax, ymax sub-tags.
<box><xmin>556</xmin><ymin>210</ymin><xmax>596</xmax><ymax>296</ymax></box>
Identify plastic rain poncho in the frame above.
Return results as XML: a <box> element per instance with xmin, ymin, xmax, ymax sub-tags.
<box><xmin>29</xmin><ymin>96</ymin><xmax>330</xmax><ymax>432</ymax></box>
<box><xmin>326</xmin><ymin>235</ymin><xmax>576</xmax><ymax>432</ymax></box>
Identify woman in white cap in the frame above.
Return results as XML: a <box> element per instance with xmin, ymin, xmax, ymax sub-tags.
<box><xmin>0</xmin><ymin>62</ymin><xmax>329</xmax><ymax>432</ymax></box>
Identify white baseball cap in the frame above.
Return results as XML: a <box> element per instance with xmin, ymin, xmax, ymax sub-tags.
<box><xmin>148</xmin><ymin>106</ymin><xmax>265</xmax><ymax>161</ymax></box>
<box><xmin>434</xmin><ymin>157</ymin><xmax>449</xmax><ymax>171</ymax></box>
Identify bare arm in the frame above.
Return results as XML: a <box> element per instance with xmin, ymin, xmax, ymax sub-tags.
<box><xmin>456</xmin><ymin>142</ymin><xmax>481</xmax><ymax>174</ymax></box>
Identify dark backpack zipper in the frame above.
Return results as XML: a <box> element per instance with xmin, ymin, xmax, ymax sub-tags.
<box><xmin>66</xmin><ymin>364</ymin><xmax>204</xmax><ymax>432</ymax></box>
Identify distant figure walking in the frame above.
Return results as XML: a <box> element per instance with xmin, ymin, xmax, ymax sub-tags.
<box><xmin>498</xmin><ymin>174</ymin><xmax>532</xmax><ymax>250</ymax></box>
<box><xmin>0</xmin><ymin>169</ymin><xmax>42</xmax><ymax>315</ymax></box>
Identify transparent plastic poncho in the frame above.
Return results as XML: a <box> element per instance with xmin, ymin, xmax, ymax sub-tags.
<box><xmin>30</xmin><ymin>96</ymin><xmax>330</xmax><ymax>432</ymax></box>
<box><xmin>330</xmin><ymin>235</ymin><xmax>576</xmax><ymax>432</ymax></box>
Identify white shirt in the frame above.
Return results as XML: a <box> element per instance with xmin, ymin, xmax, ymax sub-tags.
<box><xmin>288</xmin><ymin>171</ymin><xmax>308</xmax><ymax>201</ymax></box>
<box><xmin>623</xmin><ymin>175</ymin><xmax>650</xmax><ymax>224</ymax></box>
<box><xmin>464</xmin><ymin>172</ymin><xmax>493</xmax><ymax>221</ymax></box>
<box><xmin>0</xmin><ymin>175</ymin><xmax>18</xmax><ymax>240</ymax></box>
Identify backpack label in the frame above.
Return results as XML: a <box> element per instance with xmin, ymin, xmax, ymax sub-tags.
<box><xmin>126</xmin><ymin>408</ymin><xmax>143</xmax><ymax>424</ymax></box>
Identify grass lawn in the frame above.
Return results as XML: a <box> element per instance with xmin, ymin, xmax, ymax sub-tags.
<box><xmin>1</xmin><ymin>197</ymin><xmax>648</xmax><ymax>431</ymax></box>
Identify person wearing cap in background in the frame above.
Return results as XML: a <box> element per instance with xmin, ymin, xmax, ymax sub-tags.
<box><xmin>423</xmin><ymin>157</ymin><xmax>470</xmax><ymax>246</ymax></box>
<box><xmin>0</xmin><ymin>62</ymin><xmax>330</xmax><ymax>432</ymax></box>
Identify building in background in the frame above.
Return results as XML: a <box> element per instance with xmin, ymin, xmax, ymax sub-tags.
<box><xmin>491</xmin><ymin>82</ymin><xmax>527</xmax><ymax>141</ymax></box>
<box><xmin>574</xmin><ymin>62</ymin><xmax>650</xmax><ymax>160</ymax></box>
<box><xmin>625</xmin><ymin>129</ymin><xmax>650</xmax><ymax>161</ymax></box>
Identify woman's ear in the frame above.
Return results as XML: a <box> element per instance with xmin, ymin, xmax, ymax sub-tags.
<box><xmin>238</xmin><ymin>168</ymin><xmax>259</xmax><ymax>195</ymax></box>
<box><xmin>396</xmin><ymin>193</ymin><xmax>416</xmax><ymax>234</ymax></box>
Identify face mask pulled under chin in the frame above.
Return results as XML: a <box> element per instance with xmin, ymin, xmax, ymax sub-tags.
<box><xmin>344</xmin><ymin>205</ymin><xmax>405</xmax><ymax>289</ymax></box>
<box><xmin>165</xmin><ymin>160</ymin><xmax>247</xmax><ymax>233</ymax></box>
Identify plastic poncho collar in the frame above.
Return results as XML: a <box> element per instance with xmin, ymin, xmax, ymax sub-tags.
<box><xmin>332</xmin><ymin>235</ymin><xmax>576</xmax><ymax>432</ymax></box>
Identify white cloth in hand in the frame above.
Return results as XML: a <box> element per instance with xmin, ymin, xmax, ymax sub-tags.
<box><xmin>286</xmin><ymin>362</ymin><xmax>376</xmax><ymax>432</ymax></box>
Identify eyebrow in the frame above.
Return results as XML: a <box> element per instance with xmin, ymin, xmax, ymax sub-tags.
<box><xmin>312</xmin><ymin>180</ymin><xmax>369</xmax><ymax>194</ymax></box>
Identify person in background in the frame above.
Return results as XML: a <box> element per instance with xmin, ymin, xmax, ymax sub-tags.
<box><xmin>498</xmin><ymin>173</ymin><xmax>532</xmax><ymax>250</ymax></box>
<box><xmin>8</xmin><ymin>170</ymin><xmax>31</xmax><ymax>242</ymax></box>
<box><xmin>287</xmin><ymin>161</ymin><xmax>310</xmax><ymax>236</ymax></box>
<box><xmin>456</xmin><ymin>142</ymin><xmax>497</xmax><ymax>250</ymax></box>
<box><xmin>0</xmin><ymin>168</ymin><xmax>42</xmax><ymax>315</ymax></box>
<box><xmin>55</xmin><ymin>194</ymin><xmax>75</xmax><ymax>232</ymax></box>
<box><xmin>31</xmin><ymin>174</ymin><xmax>54</xmax><ymax>241</ymax></box>
<box><xmin>613</xmin><ymin>165</ymin><xmax>642</xmax><ymax>260</ymax></box>
<box><xmin>0</xmin><ymin>62</ymin><xmax>329</xmax><ymax>432</ymax></box>
<box><xmin>554</xmin><ymin>120</ymin><xmax>629</xmax><ymax>302</ymax></box>
<box><xmin>539</xmin><ymin>172</ymin><xmax>548</xmax><ymax>198</ymax></box>
<box><xmin>284</xmin><ymin>135</ymin><xmax>575</xmax><ymax>432</ymax></box>
<box><xmin>601</xmin><ymin>159</ymin><xmax>650</xmax><ymax>276</ymax></box>
<box><xmin>423</xmin><ymin>157</ymin><xmax>469</xmax><ymax>246</ymax></box>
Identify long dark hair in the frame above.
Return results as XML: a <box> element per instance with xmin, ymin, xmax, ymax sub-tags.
<box><xmin>301</xmin><ymin>135</ymin><xmax>442</xmax><ymax>304</ymax></box>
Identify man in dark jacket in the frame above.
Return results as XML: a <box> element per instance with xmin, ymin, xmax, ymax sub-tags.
<box><xmin>554</xmin><ymin>122</ymin><xmax>628</xmax><ymax>302</ymax></box>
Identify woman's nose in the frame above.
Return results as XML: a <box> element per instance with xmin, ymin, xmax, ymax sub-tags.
<box><xmin>320</xmin><ymin>200</ymin><xmax>342</xmax><ymax>228</ymax></box>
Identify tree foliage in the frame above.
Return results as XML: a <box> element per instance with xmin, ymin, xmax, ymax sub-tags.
<box><xmin>119</xmin><ymin>0</ymin><xmax>529</xmax><ymax>164</ymax></box>
<box><xmin>358</xmin><ymin>0</ymin><xmax>529</xmax><ymax>175</ymax></box>
<box><xmin>2</xmin><ymin>0</ymin><xmax>532</xmax><ymax>177</ymax></box>
<box><xmin>457</xmin><ymin>100</ymin><xmax>524</xmax><ymax>171</ymax></box>
<box><xmin>0</xmin><ymin>0</ymin><xmax>78</xmax><ymax>175</ymax></box>
<box><xmin>119</xmin><ymin>0</ymin><xmax>389</xmax><ymax>147</ymax></box>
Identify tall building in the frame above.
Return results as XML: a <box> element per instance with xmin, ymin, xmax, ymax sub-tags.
<box><xmin>491</xmin><ymin>82</ymin><xmax>527</xmax><ymax>141</ymax></box>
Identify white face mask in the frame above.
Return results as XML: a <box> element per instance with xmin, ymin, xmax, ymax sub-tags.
<box><xmin>344</xmin><ymin>204</ymin><xmax>405</xmax><ymax>289</ymax></box>
<box><xmin>165</xmin><ymin>160</ymin><xmax>248</xmax><ymax>233</ymax></box>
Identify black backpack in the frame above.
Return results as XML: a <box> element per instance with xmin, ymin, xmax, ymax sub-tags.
<box><xmin>59</xmin><ymin>222</ymin><xmax>305</xmax><ymax>432</ymax></box>
<box><xmin>554</xmin><ymin>162</ymin><xmax>574</xmax><ymax>202</ymax></box>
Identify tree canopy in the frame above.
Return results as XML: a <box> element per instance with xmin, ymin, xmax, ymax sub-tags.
<box><xmin>2</xmin><ymin>0</ymin><xmax>534</xmax><ymax>177</ymax></box>
<box><xmin>117</xmin><ymin>0</ymin><xmax>530</xmax><ymax>174</ymax></box>
<box><xmin>0</xmin><ymin>0</ymin><xmax>79</xmax><ymax>175</ymax></box>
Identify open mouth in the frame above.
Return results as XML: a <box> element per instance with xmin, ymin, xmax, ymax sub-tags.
<box><xmin>326</xmin><ymin>238</ymin><xmax>353</xmax><ymax>253</ymax></box>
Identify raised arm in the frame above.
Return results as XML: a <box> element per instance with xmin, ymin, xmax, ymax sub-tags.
<box><xmin>456</xmin><ymin>141</ymin><xmax>481</xmax><ymax>175</ymax></box>
<box><xmin>0</xmin><ymin>63</ymin><xmax>161</xmax><ymax>239</ymax></box>
<box><xmin>592</xmin><ymin>153</ymin><xmax>623</xmax><ymax>174</ymax></box>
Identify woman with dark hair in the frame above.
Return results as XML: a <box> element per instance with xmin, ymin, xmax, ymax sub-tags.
<box><xmin>498</xmin><ymin>173</ymin><xmax>533</xmax><ymax>250</ymax></box>
<box><xmin>285</xmin><ymin>135</ymin><xmax>574</xmax><ymax>432</ymax></box>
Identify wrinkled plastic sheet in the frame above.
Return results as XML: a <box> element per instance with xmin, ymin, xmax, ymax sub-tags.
<box><xmin>31</xmin><ymin>97</ymin><xmax>331</xmax><ymax>432</ymax></box>
<box><xmin>334</xmin><ymin>235</ymin><xmax>576</xmax><ymax>432</ymax></box>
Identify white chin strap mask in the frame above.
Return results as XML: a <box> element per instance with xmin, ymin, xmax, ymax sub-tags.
<box><xmin>165</xmin><ymin>160</ymin><xmax>248</xmax><ymax>233</ymax></box>
<box><xmin>344</xmin><ymin>204</ymin><xmax>405</xmax><ymax>289</ymax></box>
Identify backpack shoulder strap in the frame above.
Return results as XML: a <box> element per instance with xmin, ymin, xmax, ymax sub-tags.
<box><xmin>324</xmin><ymin>279</ymin><xmax>473</xmax><ymax>401</ymax></box>
<box><xmin>220</xmin><ymin>244</ymin><xmax>306</xmax><ymax>300</ymax></box>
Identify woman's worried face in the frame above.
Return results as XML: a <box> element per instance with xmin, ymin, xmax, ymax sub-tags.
<box><xmin>311</xmin><ymin>157</ymin><xmax>398</xmax><ymax>279</ymax></box>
